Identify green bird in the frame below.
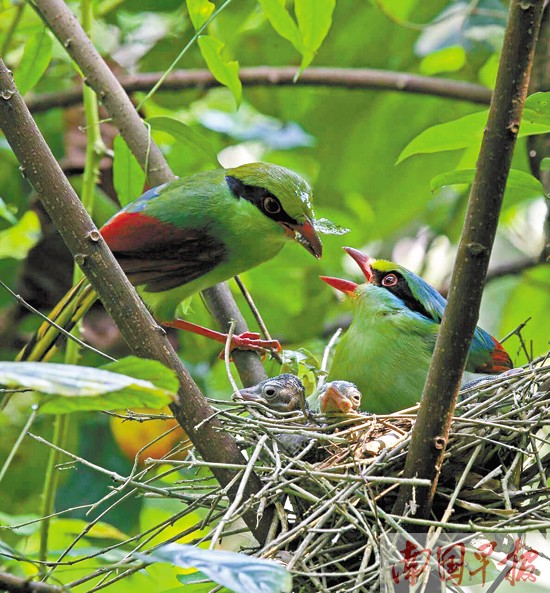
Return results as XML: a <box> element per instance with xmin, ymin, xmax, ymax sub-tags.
<box><xmin>320</xmin><ymin>247</ymin><xmax>513</xmax><ymax>414</ymax></box>
<box><xmin>18</xmin><ymin>163</ymin><xmax>322</xmax><ymax>362</ymax></box>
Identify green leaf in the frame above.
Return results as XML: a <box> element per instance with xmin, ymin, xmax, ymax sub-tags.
<box><xmin>540</xmin><ymin>157</ymin><xmax>550</xmax><ymax>172</ymax></box>
<box><xmin>258</xmin><ymin>0</ymin><xmax>304</xmax><ymax>53</ymax></box>
<box><xmin>295</xmin><ymin>0</ymin><xmax>335</xmax><ymax>70</ymax></box>
<box><xmin>113</xmin><ymin>135</ymin><xmax>146</xmax><ymax>207</ymax></box>
<box><xmin>0</xmin><ymin>362</ymin><xmax>175</xmax><ymax>414</ymax></box>
<box><xmin>0</xmin><ymin>211</ymin><xmax>40</xmax><ymax>260</ymax></box>
<box><xmin>430</xmin><ymin>168</ymin><xmax>546</xmax><ymax>198</ymax></box>
<box><xmin>0</xmin><ymin>511</ymin><xmax>41</xmax><ymax>536</ymax></box>
<box><xmin>397</xmin><ymin>110</ymin><xmax>550</xmax><ymax>164</ymax></box>
<box><xmin>101</xmin><ymin>356</ymin><xmax>179</xmax><ymax>394</ymax></box>
<box><xmin>186</xmin><ymin>0</ymin><xmax>215</xmax><ymax>29</ymax></box>
<box><xmin>523</xmin><ymin>92</ymin><xmax>550</xmax><ymax>126</ymax></box>
<box><xmin>197</xmin><ymin>36</ymin><xmax>241</xmax><ymax>107</ymax></box>
<box><xmin>147</xmin><ymin>116</ymin><xmax>218</xmax><ymax>167</ymax></box>
<box><xmin>14</xmin><ymin>29</ymin><xmax>53</xmax><ymax>95</ymax></box>
<box><xmin>419</xmin><ymin>46</ymin><xmax>466</xmax><ymax>76</ymax></box>
<box><xmin>0</xmin><ymin>197</ymin><xmax>17</xmax><ymax>225</ymax></box>
<box><xmin>146</xmin><ymin>543</ymin><xmax>292</xmax><ymax>593</ymax></box>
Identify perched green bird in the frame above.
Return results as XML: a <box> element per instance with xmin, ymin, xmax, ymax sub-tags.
<box><xmin>320</xmin><ymin>247</ymin><xmax>513</xmax><ymax>414</ymax></box>
<box><xmin>18</xmin><ymin>163</ymin><xmax>322</xmax><ymax>362</ymax></box>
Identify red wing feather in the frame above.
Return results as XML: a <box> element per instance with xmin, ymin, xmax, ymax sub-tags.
<box><xmin>101</xmin><ymin>212</ymin><xmax>226</xmax><ymax>292</ymax></box>
<box><xmin>475</xmin><ymin>338</ymin><xmax>513</xmax><ymax>374</ymax></box>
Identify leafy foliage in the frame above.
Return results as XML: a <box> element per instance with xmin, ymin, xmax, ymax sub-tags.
<box><xmin>0</xmin><ymin>0</ymin><xmax>549</xmax><ymax>591</ymax></box>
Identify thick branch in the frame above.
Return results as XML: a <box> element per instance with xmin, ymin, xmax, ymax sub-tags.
<box><xmin>32</xmin><ymin>0</ymin><xmax>266</xmax><ymax>387</ymax></box>
<box><xmin>394</xmin><ymin>0</ymin><xmax>544</xmax><ymax>520</ymax></box>
<box><xmin>528</xmin><ymin>3</ymin><xmax>550</xmax><ymax>262</ymax></box>
<box><xmin>0</xmin><ymin>571</ymin><xmax>63</xmax><ymax>593</ymax></box>
<box><xmin>25</xmin><ymin>67</ymin><xmax>493</xmax><ymax>113</ymax></box>
<box><xmin>0</xmin><ymin>60</ymin><xmax>271</xmax><ymax>543</ymax></box>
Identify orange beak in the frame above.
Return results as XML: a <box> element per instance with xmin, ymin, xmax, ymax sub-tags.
<box><xmin>320</xmin><ymin>276</ymin><xmax>358</xmax><ymax>295</ymax></box>
<box><xmin>284</xmin><ymin>217</ymin><xmax>323</xmax><ymax>259</ymax></box>
<box><xmin>319</xmin><ymin>384</ymin><xmax>353</xmax><ymax>414</ymax></box>
<box><xmin>343</xmin><ymin>247</ymin><xmax>373</xmax><ymax>281</ymax></box>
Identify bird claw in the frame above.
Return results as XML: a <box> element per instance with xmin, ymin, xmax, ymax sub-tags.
<box><xmin>219</xmin><ymin>332</ymin><xmax>282</xmax><ymax>359</ymax></box>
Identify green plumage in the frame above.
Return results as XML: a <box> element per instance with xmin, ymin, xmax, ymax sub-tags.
<box><xmin>18</xmin><ymin>163</ymin><xmax>321</xmax><ymax>362</ymax></box>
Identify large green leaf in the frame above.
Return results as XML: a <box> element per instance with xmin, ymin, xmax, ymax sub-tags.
<box><xmin>197</xmin><ymin>36</ymin><xmax>241</xmax><ymax>107</ymax></box>
<box><xmin>101</xmin><ymin>356</ymin><xmax>179</xmax><ymax>393</ymax></box>
<box><xmin>147</xmin><ymin>543</ymin><xmax>292</xmax><ymax>593</ymax></box>
<box><xmin>14</xmin><ymin>29</ymin><xmax>53</xmax><ymax>95</ymax></box>
<box><xmin>397</xmin><ymin>110</ymin><xmax>550</xmax><ymax>164</ymax></box>
<box><xmin>186</xmin><ymin>0</ymin><xmax>215</xmax><ymax>29</ymax></box>
<box><xmin>113</xmin><ymin>134</ymin><xmax>146</xmax><ymax>207</ymax></box>
<box><xmin>0</xmin><ymin>211</ymin><xmax>40</xmax><ymax>260</ymax></box>
<box><xmin>147</xmin><ymin>116</ymin><xmax>218</xmax><ymax>167</ymax></box>
<box><xmin>295</xmin><ymin>0</ymin><xmax>335</xmax><ymax>70</ymax></box>
<box><xmin>431</xmin><ymin>168</ymin><xmax>546</xmax><ymax>198</ymax></box>
<box><xmin>0</xmin><ymin>362</ymin><xmax>176</xmax><ymax>414</ymax></box>
<box><xmin>258</xmin><ymin>0</ymin><xmax>304</xmax><ymax>54</ymax></box>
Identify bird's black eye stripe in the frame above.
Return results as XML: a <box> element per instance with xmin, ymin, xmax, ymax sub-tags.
<box><xmin>373</xmin><ymin>270</ymin><xmax>434</xmax><ymax>321</ymax></box>
<box><xmin>225</xmin><ymin>175</ymin><xmax>297</xmax><ymax>225</ymax></box>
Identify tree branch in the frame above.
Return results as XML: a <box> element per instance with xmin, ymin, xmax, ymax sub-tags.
<box><xmin>31</xmin><ymin>0</ymin><xmax>267</xmax><ymax>388</ymax></box>
<box><xmin>393</xmin><ymin>0</ymin><xmax>544</xmax><ymax>521</ymax></box>
<box><xmin>25</xmin><ymin>66</ymin><xmax>493</xmax><ymax>113</ymax></box>
<box><xmin>0</xmin><ymin>571</ymin><xmax>63</xmax><ymax>593</ymax></box>
<box><xmin>527</xmin><ymin>2</ymin><xmax>550</xmax><ymax>262</ymax></box>
<box><xmin>0</xmin><ymin>59</ymin><xmax>271</xmax><ymax>542</ymax></box>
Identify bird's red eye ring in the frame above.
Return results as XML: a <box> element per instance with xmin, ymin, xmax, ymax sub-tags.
<box><xmin>382</xmin><ymin>273</ymin><xmax>398</xmax><ymax>287</ymax></box>
<box><xmin>263</xmin><ymin>196</ymin><xmax>281</xmax><ymax>214</ymax></box>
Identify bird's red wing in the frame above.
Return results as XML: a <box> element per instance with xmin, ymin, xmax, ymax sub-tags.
<box><xmin>101</xmin><ymin>211</ymin><xmax>226</xmax><ymax>292</ymax></box>
<box><xmin>473</xmin><ymin>337</ymin><xmax>513</xmax><ymax>374</ymax></box>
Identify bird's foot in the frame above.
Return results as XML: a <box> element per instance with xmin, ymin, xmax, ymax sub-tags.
<box><xmin>220</xmin><ymin>331</ymin><xmax>282</xmax><ymax>359</ymax></box>
<box><xmin>163</xmin><ymin>319</ymin><xmax>281</xmax><ymax>358</ymax></box>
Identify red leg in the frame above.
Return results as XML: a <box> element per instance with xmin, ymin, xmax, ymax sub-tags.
<box><xmin>163</xmin><ymin>319</ymin><xmax>282</xmax><ymax>355</ymax></box>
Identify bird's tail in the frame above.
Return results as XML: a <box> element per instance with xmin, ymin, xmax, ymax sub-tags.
<box><xmin>17</xmin><ymin>279</ymin><xmax>97</xmax><ymax>362</ymax></box>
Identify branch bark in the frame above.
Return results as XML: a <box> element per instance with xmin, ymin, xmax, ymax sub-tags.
<box><xmin>393</xmin><ymin>0</ymin><xmax>544</xmax><ymax>520</ymax></box>
<box><xmin>0</xmin><ymin>61</ymin><xmax>271</xmax><ymax>542</ymax></box>
<box><xmin>25</xmin><ymin>67</ymin><xmax>493</xmax><ymax>113</ymax></box>
<box><xmin>31</xmin><ymin>0</ymin><xmax>267</xmax><ymax>387</ymax></box>
<box><xmin>528</xmin><ymin>2</ymin><xmax>550</xmax><ymax>262</ymax></box>
<box><xmin>0</xmin><ymin>571</ymin><xmax>63</xmax><ymax>593</ymax></box>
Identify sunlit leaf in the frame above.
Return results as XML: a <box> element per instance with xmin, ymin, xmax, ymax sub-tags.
<box><xmin>147</xmin><ymin>116</ymin><xmax>218</xmax><ymax>167</ymax></box>
<box><xmin>397</xmin><ymin>110</ymin><xmax>550</xmax><ymax>164</ymax></box>
<box><xmin>0</xmin><ymin>362</ymin><xmax>176</xmax><ymax>414</ymax></box>
<box><xmin>523</xmin><ymin>92</ymin><xmax>550</xmax><ymax>126</ymax></box>
<box><xmin>0</xmin><ymin>511</ymin><xmax>41</xmax><ymax>536</ymax></box>
<box><xmin>0</xmin><ymin>198</ymin><xmax>17</xmax><ymax>225</ymax></box>
<box><xmin>258</xmin><ymin>0</ymin><xmax>304</xmax><ymax>53</ymax></box>
<box><xmin>186</xmin><ymin>0</ymin><xmax>215</xmax><ymax>29</ymax></box>
<box><xmin>430</xmin><ymin>168</ymin><xmax>546</xmax><ymax>198</ymax></box>
<box><xmin>295</xmin><ymin>0</ymin><xmax>335</xmax><ymax>70</ymax></box>
<box><xmin>0</xmin><ymin>211</ymin><xmax>40</xmax><ymax>260</ymax></box>
<box><xmin>113</xmin><ymin>134</ymin><xmax>146</xmax><ymax>206</ymax></box>
<box><xmin>197</xmin><ymin>35</ymin><xmax>241</xmax><ymax>107</ymax></box>
<box><xmin>102</xmin><ymin>356</ymin><xmax>179</xmax><ymax>394</ymax></box>
<box><xmin>419</xmin><ymin>46</ymin><xmax>466</xmax><ymax>75</ymax></box>
<box><xmin>14</xmin><ymin>29</ymin><xmax>53</xmax><ymax>95</ymax></box>
<box><xmin>145</xmin><ymin>543</ymin><xmax>292</xmax><ymax>593</ymax></box>
<box><xmin>313</xmin><ymin>217</ymin><xmax>349</xmax><ymax>236</ymax></box>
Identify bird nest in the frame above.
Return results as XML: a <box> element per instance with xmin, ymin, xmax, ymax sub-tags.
<box><xmin>150</xmin><ymin>359</ymin><xmax>550</xmax><ymax>592</ymax></box>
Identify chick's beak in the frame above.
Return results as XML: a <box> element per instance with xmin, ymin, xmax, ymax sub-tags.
<box><xmin>238</xmin><ymin>387</ymin><xmax>264</xmax><ymax>404</ymax></box>
<box><xmin>343</xmin><ymin>247</ymin><xmax>373</xmax><ymax>281</ymax></box>
<box><xmin>320</xmin><ymin>276</ymin><xmax>358</xmax><ymax>295</ymax></box>
<box><xmin>320</xmin><ymin>384</ymin><xmax>353</xmax><ymax>414</ymax></box>
<box><xmin>285</xmin><ymin>218</ymin><xmax>323</xmax><ymax>259</ymax></box>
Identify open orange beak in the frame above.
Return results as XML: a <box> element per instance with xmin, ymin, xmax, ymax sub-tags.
<box><xmin>320</xmin><ymin>276</ymin><xmax>358</xmax><ymax>295</ymax></box>
<box><xmin>285</xmin><ymin>217</ymin><xmax>323</xmax><ymax>259</ymax></box>
<box><xmin>319</xmin><ymin>384</ymin><xmax>353</xmax><ymax>414</ymax></box>
<box><xmin>343</xmin><ymin>247</ymin><xmax>373</xmax><ymax>281</ymax></box>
